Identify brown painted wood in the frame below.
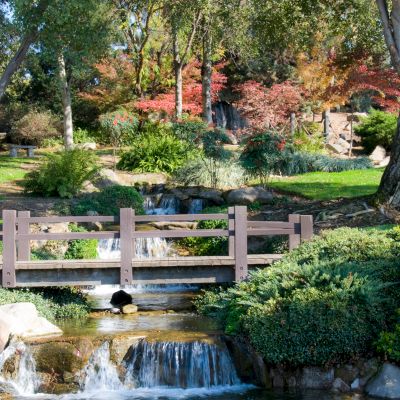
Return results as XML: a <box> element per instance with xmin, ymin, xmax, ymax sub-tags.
<box><xmin>17</xmin><ymin>211</ymin><xmax>30</xmax><ymax>261</ymax></box>
<box><xmin>2</xmin><ymin>210</ymin><xmax>17</xmax><ymax>287</ymax></box>
<box><xmin>17</xmin><ymin>215</ymin><xmax>117</xmax><ymax>223</ymax></box>
<box><xmin>247</xmin><ymin>221</ymin><xmax>294</xmax><ymax>229</ymax></box>
<box><xmin>300</xmin><ymin>215</ymin><xmax>313</xmax><ymax>241</ymax></box>
<box><xmin>247</xmin><ymin>228</ymin><xmax>295</xmax><ymax>236</ymax></box>
<box><xmin>134</xmin><ymin>213</ymin><xmax>228</xmax><ymax>222</ymax></box>
<box><xmin>17</xmin><ymin>232</ymin><xmax>120</xmax><ymax>240</ymax></box>
<box><xmin>234</xmin><ymin>206</ymin><xmax>248</xmax><ymax>281</ymax></box>
<box><xmin>132</xmin><ymin>229</ymin><xmax>229</xmax><ymax>239</ymax></box>
<box><xmin>228</xmin><ymin>207</ymin><xmax>235</xmax><ymax>257</ymax></box>
<box><xmin>288</xmin><ymin>214</ymin><xmax>301</xmax><ymax>250</ymax></box>
<box><xmin>120</xmin><ymin>208</ymin><xmax>134</xmax><ymax>285</ymax></box>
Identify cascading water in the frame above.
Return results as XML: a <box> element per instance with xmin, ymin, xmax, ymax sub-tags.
<box><xmin>124</xmin><ymin>339</ymin><xmax>240</xmax><ymax>389</ymax></box>
<box><xmin>188</xmin><ymin>198</ymin><xmax>204</xmax><ymax>214</ymax></box>
<box><xmin>0</xmin><ymin>342</ymin><xmax>40</xmax><ymax>396</ymax></box>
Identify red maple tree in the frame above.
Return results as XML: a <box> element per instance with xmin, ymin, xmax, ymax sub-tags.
<box><xmin>234</xmin><ymin>81</ymin><xmax>305</xmax><ymax>131</ymax></box>
<box><xmin>135</xmin><ymin>62</ymin><xmax>227</xmax><ymax>117</ymax></box>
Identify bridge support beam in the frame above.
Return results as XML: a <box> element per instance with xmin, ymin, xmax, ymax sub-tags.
<box><xmin>120</xmin><ymin>208</ymin><xmax>134</xmax><ymax>285</ymax></box>
<box><xmin>2</xmin><ymin>210</ymin><xmax>17</xmax><ymax>287</ymax></box>
<box><xmin>234</xmin><ymin>206</ymin><xmax>248</xmax><ymax>281</ymax></box>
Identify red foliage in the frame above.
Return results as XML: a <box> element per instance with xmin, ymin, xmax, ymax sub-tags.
<box><xmin>333</xmin><ymin>65</ymin><xmax>400</xmax><ymax>113</ymax></box>
<box><xmin>135</xmin><ymin>62</ymin><xmax>227</xmax><ymax>116</ymax></box>
<box><xmin>234</xmin><ymin>81</ymin><xmax>304</xmax><ymax>131</ymax></box>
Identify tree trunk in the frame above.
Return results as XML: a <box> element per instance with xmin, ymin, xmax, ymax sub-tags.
<box><xmin>0</xmin><ymin>31</ymin><xmax>37</xmax><ymax>101</ymax></box>
<box><xmin>322</xmin><ymin>109</ymin><xmax>330</xmax><ymax>142</ymax></box>
<box><xmin>172</xmin><ymin>27</ymin><xmax>183</xmax><ymax>119</ymax></box>
<box><xmin>378</xmin><ymin>116</ymin><xmax>400</xmax><ymax>206</ymax></box>
<box><xmin>202</xmin><ymin>27</ymin><xmax>213</xmax><ymax>125</ymax></box>
<box><xmin>58</xmin><ymin>54</ymin><xmax>74</xmax><ymax>149</ymax></box>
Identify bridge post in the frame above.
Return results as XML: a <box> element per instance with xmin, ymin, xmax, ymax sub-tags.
<box><xmin>288</xmin><ymin>214</ymin><xmax>301</xmax><ymax>251</ymax></box>
<box><xmin>228</xmin><ymin>206</ymin><xmax>235</xmax><ymax>257</ymax></box>
<box><xmin>2</xmin><ymin>210</ymin><xmax>17</xmax><ymax>287</ymax></box>
<box><xmin>17</xmin><ymin>211</ymin><xmax>31</xmax><ymax>261</ymax></box>
<box><xmin>300</xmin><ymin>215</ymin><xmax>313</xmax><ymax>241</ymax></box>
<box><xmin>234</xmin><ymin>205</ymin><xmax>248</xmax><ymax>281</ymax></box>
<box><xmin>120</xmin><ymin>208</ymin><xmax>134</xmax><ymax>286</ymax></box>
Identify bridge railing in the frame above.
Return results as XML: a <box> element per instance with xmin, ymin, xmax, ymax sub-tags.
<box><xmin>0</xmin><ymin>207</ymin><xmax>313</xmax><ymax>287</ymax></box>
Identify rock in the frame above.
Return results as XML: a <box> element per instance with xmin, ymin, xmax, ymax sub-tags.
<box><xmin>335</xmin><ymin>364</ymin><xmax>360</xmax><ymax>385</ymax></box>
<box><xmin>327</xmin><ymin>143</ymin><xmax>345</xmax><ymax>154</ymax></box>
<box><xmin>110</xmin><ymin>307</ymin><xmax>121</xmax><ymax>314</ymax></box>
<box><xmin>78</xmin><ymin>142</ymin><xmax>97</xmax><ymax>151</ymax></box>
<box><xmin>379</xmin><ymin>156</ymin><xmax>391</xmax><ymax>168</ymax></box>
<box><xmin>110</xmin><ymin>335</ymin><xmax>144</xmax><ymax>364</ymax></box>
<box><xmin>121</xmin><ymin>304</ymin><xmax>138</xmax><ymax>314</ymax></box>
<box><xmin>225</xmin><ymin>131</ymin><xmax>238</xmax><ymax>145</ymax></box>
<box><xmin>149</xmin><ymin>221</ymin><xmax>198</xmax><ymax>230</ymax></box>
<box><xmin>0</xmin><ymin>319</ymin><xmax>10</xmax><ymax>352</ymax></box>
<box><xmin>366</xmin><ymin>363</ymin><xmax>400</xmax><ymax>399</ymax></box>
<box><xmin>370</xmin><ymin>145</ymin><xmax>387</xmax><ymax>163</ymax></box>
<box><xmin>170</xmin><ymin>187</ymin><xmax>225</xmax><ymax>206</ymax></box>
<box><xmin>332</xmin><ymin>378</ymin><xmax>351</xmax><ymax>393</ymax></box>
<box><xmin>0</xmin><ymin>303</ymin><xmax>62</xmax><ymax>339</ymax></box>
<box><xmin>225</xmin><ymin>187</ymin><xmax>273</xmax><ymax>206</ymax></box>
<box><xmin>110</xmin><ymin>290</ymin><xmax>132</xmax><ymax>307</ymax></box>
<box><xmin>337</xmin><ymin>138</ymin><xmax>351</xmax><ymax>149</ymax></box>
<box><xmin>80</xmin><ymin>181</ymin><xmax>99</xmax><ymax>194</ymax></box>
<box><xmin>300</xmin><ymin>367</ymin><xmax>334</xmax><ymax>389</ymax></box>
<box><xmin>30</xmin><ymin>223</ymin><xmax>70</xmax><ymax>257</ymax></box>
<box><xmin>351</xmin><ymin>378</ymin><xmax>360</xmax><ymax>390</ymax></box>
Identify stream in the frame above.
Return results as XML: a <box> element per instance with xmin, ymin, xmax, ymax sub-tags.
<box><xmin>0</xmin><ymin>194</ymin><xmax>371</xmax><ymax>400</ymax></box>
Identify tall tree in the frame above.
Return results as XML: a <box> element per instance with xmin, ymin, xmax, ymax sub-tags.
<box><xmin>375</xmin><ymin>0</ymin><xmax>400</xmax><ymax>205</ymax></box>
<box><xmin>0</xmin><ymin>0</ymin><xmax>50</xmax><ymax>100</ymax></box>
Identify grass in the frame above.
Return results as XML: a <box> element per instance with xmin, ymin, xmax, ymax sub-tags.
<box><xmin>0</xmin><ymin>155</ymin><xmax>40</xmax><ymax>185</ymax></box>
<box><xmin>269</xmin><ymin>168</ymin><xmax>384</xmax><ymax>201</ymax></box>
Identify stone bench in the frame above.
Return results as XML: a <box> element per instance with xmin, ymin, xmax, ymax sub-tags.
<box><xmin>9</xmin><ymin>144</ymin><xmax>36</xmax><ymax>158</ymax></box>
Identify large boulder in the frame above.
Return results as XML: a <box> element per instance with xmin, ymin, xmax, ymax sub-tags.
<box><xmin>110</xmin><ymin>290</ymin><xmax>132</xmax><ymax>308</ymax></box>
<box><xmin>224</xmin><ymin>187</ymin><xmax>273</xmax><ymax>206</ymax></box>
<box><xmin>0</xmin><ymin>318</ymin><xmax>10</xmax><ymax>352</ymax></box>
<box><xmin>370</xmin><ymin>145</ymin><xmax>387</xmax><ymax>163</ymax></box>
<box><xmin>366</xmin><ymin>363</ymin><xmax>400</xmax><ymax>399</ymax></box>
<box><xmin>300</xmin><ymin>367</ymin><xmax>334</xmax><ymax>389</ymax></box>
<box><xmin>170</xmin><ymin>187</ymin><xmax>225</xmax><ymax>206</ymax></box>
<box><xmin>0</xmin><ymin>303</ymin><xmax>62</xmax><ymax>339</ymax></box>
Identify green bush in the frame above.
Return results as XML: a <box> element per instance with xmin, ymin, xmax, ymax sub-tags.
<box><xmin>195</xmin><ymin>227</ymin><xmax>400</xmax><ymax>366</ymax></box>
<box><xmin>118</xmin><ymin>125</ymin><xmax>196</xmax><ymax>174</ymax></box>
<box><xmin>73</xmin><ymin>185</ymin><xmax>144</xmax><ymax>216</ymax></box>
<box><xmin>376</xmin><ymin>312</ymin><xmax>400</xmax><ymax>363</ymax></box>
<box><xmin>293</xmin><ymin>122</ymin><xmax>325</xmax><ymax>153</ymax></box>
<box><xmin>64</xmin><ymin>224</ymin><xmax>98</xmax><ymax>260</ymax></box>
<box><xmin>354</xmin><ymin>110</ymin><xmax>397</xmax><ymax>152</ymax></box>
<box><xmin>23</xmin><ymin>149</ymin><xmax>99</xmax><ymax>198</ymax></box>
<box><xmin>172</xmin><ymin>119</ymin><xmax>207</xmax><ymax>143</ymax></box>
<box><xmin>0</xmin><ymin>287</ymin><xmax>90</xmax><ymax>320</ymax></box>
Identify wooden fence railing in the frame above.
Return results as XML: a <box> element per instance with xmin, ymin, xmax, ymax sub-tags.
<box><xmin>0</xmin><ymin>207</ymin><xmax>313</xmax><ymax>288</ymax></box>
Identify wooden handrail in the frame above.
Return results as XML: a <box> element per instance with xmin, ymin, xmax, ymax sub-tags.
<box><xmin>1</xmin><ymin>207</ymin><xmax>313</xmax><ymax>288</ymax></box>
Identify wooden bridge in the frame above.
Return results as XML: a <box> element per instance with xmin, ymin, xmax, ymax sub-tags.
<box><xmin>0</xmin><ymin>207</ymin><xmax>313</xmax><ymax>288</ymax></box>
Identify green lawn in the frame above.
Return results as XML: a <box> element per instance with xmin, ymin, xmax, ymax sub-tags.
<box><xmin>269</xmin><ymin>168</ymin><xmax>384</xmax><ymax>201</ymax></box>
<box><xmin>0</xmin><ymin>155</ymin><xmax>39</xmax><ymax>185</ymax></box>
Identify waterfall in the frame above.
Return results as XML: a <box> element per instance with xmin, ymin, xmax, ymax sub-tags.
<box><xmin>188</xmin><ymin>198</ymin><xmax>204</xmax><ymax>214</ymax></box>
<box><xmin>81</xmin><ymin>342</ymin><xmax>124</xmax><ymax>392</ymax></box>
<box><xmin>212</xmin><ymin>101</ymin><xmax>247</xmax><ymax>131</ymax></box>
<box><xmin>124</xmin><ymin>339</ymin><xmax>240</xmax><ymax>389</ymax></box>
<box><xmin>0</xmin><ymin>342</ymin><xmax>40</xmax><ymax>396</ymax></box>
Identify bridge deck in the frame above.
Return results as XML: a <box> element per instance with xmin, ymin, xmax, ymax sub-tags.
<box><xmin>0</xmin><ymin>255</ymin><xmax>282</xmax><ymax>287</ymax></box>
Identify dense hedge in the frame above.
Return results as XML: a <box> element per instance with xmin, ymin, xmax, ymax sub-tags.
<box><xmin>195</xmin><ymin>227</ymin><xmax>400</xmax><ymax>366</ymax></box>
<box><xmin>0</xmin><ymin>287</ymin><xmax>90</xmax><ymax>320</ymax></box>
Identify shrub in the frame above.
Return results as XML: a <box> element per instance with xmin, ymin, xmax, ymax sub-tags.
<box><xmin>0</xmin><ymin>287</ymin><xmax>90</xmax><ymax>320</ymax></box>
<box><xmin>293</xmin><ymin>122</ymin><xmax>325</xmax><ymax>153</ymax></box>
<box><xmin>23</xmin><ymin>149</ymin><xmax>99</xmax><ymax>198</ymax></box>
<box><xmin>354</xmin><ymin>109</ymin><xmax>397</xmax><ymax>152</ymax></box>
<box><xmin>118</xmin><ymin>126</ymin><xmax>195</xmax><ymax>174</ymax></box>
<box><xmin>240</xmin><ymin>131</ymin><xmax>288</xmax><ymax>185</ymax></box>
<box><xmin>73</xmin><ymin>185</ymin><xmax>144</xmax><ymax>216</ymax></box>
<box><xmin>98</xmin><ymin>109</ymin><xmax>139</xmax><ymax>145</ymax></box>
<box><xmin>11</xmin><ymin>110</ymin><xmax>61</xmax><ymax>146</ymax></box>
<box><xmin>64</xmin><ymin>224</ymin><xmax>98</xmax><ymax>260</ymax></box>
<box><xmin>172</xmin><ymin>119</ymin><xmax>207</xmax><ymax>143</ymax></box>
<box><xmin>376</xmin><ymin>313</ymin><xmax>400</xmax><ymax>363</ymax></box>
<box><xmin>195</xmin><ymin>227</ymin><xmax>400</xmax><ymax>366</ymax></box>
